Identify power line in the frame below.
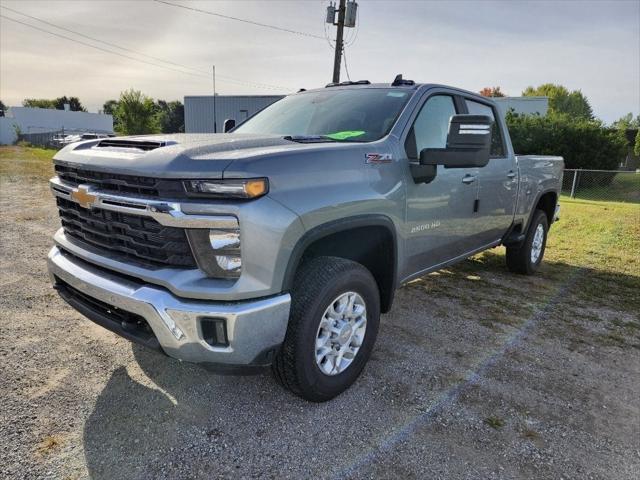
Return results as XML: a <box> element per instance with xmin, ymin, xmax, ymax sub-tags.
<box><xmin>0</xmin><ymin>14</ymin><xmax>208</xmax><ymax>78</ymax></box>
<box><xmin>154</xmin><ymin>0</ymin><xmax>325</xmax><ymax>40</ymax></box>
<box><xmin>1</xmin><ymin>4</ymin><xmax>205</xmax><ymax>75</ymax></box>
<box><xmin>342</xmin><ymin>47</ymin><xmax>351</xmax><ymax>82</ymax></box>
<box><xmin>0</xmin><ymin>13</ymin><xmax>291</xmax><ymax>91</ymax></box>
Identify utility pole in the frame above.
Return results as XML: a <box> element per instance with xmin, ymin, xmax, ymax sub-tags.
<box><xmin>332</xmin><ymin>0</ymin><xmax>346</xmax><ymax>84</ymax></box>
<box><xmin>212</xmin><ymin>65</ymin><xmax>217</xmax><ymax>133</ymax></box>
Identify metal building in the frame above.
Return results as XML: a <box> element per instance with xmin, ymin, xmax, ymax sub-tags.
<box><xmin>184</xmin><ymin>95</ymin><xmax>284</xmax><ymax>133</ymax></box>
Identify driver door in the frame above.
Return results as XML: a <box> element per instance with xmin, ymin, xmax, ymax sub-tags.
<box><xmin>403</xmin><ymin>93</ymin><xmax>483</xmax><ymax>277</ymax></box>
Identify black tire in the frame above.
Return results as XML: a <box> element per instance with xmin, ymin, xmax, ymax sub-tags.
<box><xmin>506</xmin><ymin>209</ymin><xmax>549</xmax><ymax>275</ymax></box>
<box><xmin>272</xmin><ymin>256</ymin><xmax>380</xmax><ymax>402</ymax></box>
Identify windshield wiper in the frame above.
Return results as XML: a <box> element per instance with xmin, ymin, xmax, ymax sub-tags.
<box><xmin>283</xmin><ymin>135</ymin><xmax>337</xmax><ymax>143</ymax></box>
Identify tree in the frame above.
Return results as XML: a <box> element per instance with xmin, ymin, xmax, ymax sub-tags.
<box><xmin>23</xmin><ymin>98</ymin><xmax>56</xmax><ymax>109</ymax></box>
<box><xmin>53</xmin><ymin>96</ymin><xmax>86</xmax><ymax>112</ymax></box>
<box><xmin>114</xmin><ymin>89</ymin><xmax>160</xmax><ymax>135</ymax></box>
<box><xmin>611</xmin><ymin>113</ymin><xmax>640</xmax><ymax>130</ymax></box>
<box><xmin>155</xmin><ymin>100</ymin><xmax>184</xmax><ymax>133</ymax></box>
<box><xmin>522</xmin><ymin>83</ymin><xmax>593</xmax><ymax>120</ymax></box>
<box><xmin>506</xmin><ymin>111</ymin><xmax>627</xmax><ymax>170</ymax></box>
<box><xmin>102</xmin><ymin>99</ymin><xmax>119</xmax><ymax>116</ymax></box>
<box><xmin>612</xmin><ymin>113</ymin><xmax>640</xmax><ymax>159</ymax></box>
<box><xmin>103</xmin><ymin>99</ymin><xmax>120</xmax><ymax>131</ymax></box>
<box><xmin>22</xmin><ymin>96</ymin><xmax>86</xmax><ymax>111</ymax></box>
<box><xmin>0</xmin><ymin>100</ymin><xmax>6</xmax><ymax>116</ymax></box>
<box><xmin>479</xmin><ymin>86</ymin><xmax>506</xmax><ymax>97</ymax></box>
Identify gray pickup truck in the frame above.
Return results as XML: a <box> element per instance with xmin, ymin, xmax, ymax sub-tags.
<box><xmin>48</xmin><ymin>77</ymin><xmax>563</xmax><ymax>401</ymax></box>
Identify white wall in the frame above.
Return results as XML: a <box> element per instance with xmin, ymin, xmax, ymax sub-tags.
<box><xmin>0</xmin><ymin>117</ymin><xmax>18</xmax><ymax>145</ymax></box>
<box><xmin>0</xmin><ymin>107</ymin><xmax>114</xmax><ymax>144</ymax></box>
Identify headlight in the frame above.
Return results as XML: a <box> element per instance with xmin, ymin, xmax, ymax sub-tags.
<box><xmin>184</xmin><ymin>178</ymin><xmax>268</xmax><ymax>199</ymax></box>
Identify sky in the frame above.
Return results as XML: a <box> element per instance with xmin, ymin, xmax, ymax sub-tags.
<box><xmin>0</xmin><ymin>0</ymin><xmax>638</xmax><ymax>124</ymax></box>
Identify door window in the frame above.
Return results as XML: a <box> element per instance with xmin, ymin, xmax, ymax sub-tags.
<box><xmin>464</xmin><ymin>100</ymin><xmax>505</xmax><ymax>157</ymax></box>
<box><xmin>406</xmin><ymin>95</ymin><xmax>456</xmax><ymax>159</ymax></box>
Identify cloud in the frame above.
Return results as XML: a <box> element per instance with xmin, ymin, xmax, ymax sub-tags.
<box><xmin>0</xmin><ymin>0</ymin><xmax>637</xmax><ymax>122</ymax></box>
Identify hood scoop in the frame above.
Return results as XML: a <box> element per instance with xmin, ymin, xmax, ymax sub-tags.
<box><xmin>94</xmin><ymin>139</ymin><xmax>178</xmax><ymax>151</ymax></box>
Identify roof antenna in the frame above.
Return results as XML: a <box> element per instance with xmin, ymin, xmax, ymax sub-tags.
<box><xmin>392</xmin><ymin>74</ymin><xmax>415</xmax><ymax>86</ymax></box>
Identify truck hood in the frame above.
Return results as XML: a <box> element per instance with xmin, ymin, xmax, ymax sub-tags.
<box><xmin>53</xmin><ymin>133</ymin><xmax>342</xmax><ymax>179</ymax></box>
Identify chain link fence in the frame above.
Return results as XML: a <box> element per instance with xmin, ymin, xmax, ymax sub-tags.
<box><xmin>561</xmin><ymin>169</ymin><xmax>640</xmax><ymax>203</ymax></box>
<box><xmin>18</xmin><ymin>130</ymin><xmax>61</xmax><ymax>148</ymax></box>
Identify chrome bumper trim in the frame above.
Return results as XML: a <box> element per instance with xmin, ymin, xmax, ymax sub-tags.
<box><xmin>50</xmin><ymin>176</ymin><xmax>239</xmax><ymax>229</ymax></box>
<box><xmin>48</xmin><ymin>246</ymin><xmax>291</xmax><ymax>365</ymax></box>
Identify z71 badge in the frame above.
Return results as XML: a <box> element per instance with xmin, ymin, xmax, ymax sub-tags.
<box><xmin>365</xmin><ymin>153</ymin><xmax>393</xmax><ymax>164</ymax></box>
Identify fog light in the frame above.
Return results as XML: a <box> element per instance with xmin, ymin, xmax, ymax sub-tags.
<box><xmin>186</xmin><ymin>228</ymin><xmax>242</xmax><ymax>279</ymax></box>
<box><xmin>209</xmin><ymin>230</ymin><xmax>240</xmax><ymax>250</ymax></box>
<box><xmin>215</xmin><ymin>255</ymin><xmax>242</xmax><ymax>272</ymax></box>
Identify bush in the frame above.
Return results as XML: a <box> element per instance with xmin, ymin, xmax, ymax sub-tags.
<box><xmin>114</xmin><ymin>89</ymin><xmax>160</xmax><ymax>135</ymax></box>
<box><xmin>506</xmin><ymin>112</ymin><xmax>628</xmax><ymax>171</ymax></box>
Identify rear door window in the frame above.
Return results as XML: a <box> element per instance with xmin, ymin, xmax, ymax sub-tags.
<box><xmin>464</xmin><ymin>100</ymin><xmax>505</xmax><ymax>157</ymax></box>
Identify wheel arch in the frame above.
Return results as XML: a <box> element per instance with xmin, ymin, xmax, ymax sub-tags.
<box><xmin>502</xmin><ymin>189</ymin><xmax>558</xmax><ymax>247</ymax></box>
<box><xmin>534</xmin><ymin>190</ymin><xmax>558</xmax><ymax>226</ymax></box>
<box><xmin>282</xmin><ymin>215</ymin><xmax>398</xmax><ymax>313</ymax></box>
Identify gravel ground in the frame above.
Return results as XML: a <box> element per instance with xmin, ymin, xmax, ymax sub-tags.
<box><xmin>1</xmin><ymin>174</ymin><xmax>639</xmax><ymax>480</ymax></box>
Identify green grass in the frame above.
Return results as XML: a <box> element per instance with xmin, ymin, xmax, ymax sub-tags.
<box><xmin>0</xmin><ymin>145</ymin><xmax>56</xmax><ymax>179</ymax></box>
<box><xmin>548</xmin><ymin>196</ymin><xmax>639</xmax><ymax>278</ymax></box>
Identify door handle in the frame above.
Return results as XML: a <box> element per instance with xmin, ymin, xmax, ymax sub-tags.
<box><xmin>462</xmin><ymin>175</ymin><xmax>477</xmax><ymax>184</ymax></box>
<box><xmin>507</xmin><ymin>171</ymin><xmax>516</xmax><ymax>179</ymax></box>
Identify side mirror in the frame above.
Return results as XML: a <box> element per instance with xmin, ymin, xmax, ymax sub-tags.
<box><xmin>420</xmin><ymin>114</ymin><xmax>492</xmax><ymax>169</ymax></box>
<box><xmin>223</xmin><ymin>118</ymin><xmax>236</xmax><ymax>133</ymax></box>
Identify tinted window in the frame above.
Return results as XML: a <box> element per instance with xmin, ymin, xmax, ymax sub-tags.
<box><xmin>234</xmin><ymin>88</ymin><xmax>411</xmax><ymax>142</ymax></box>
<box><xmin>465</xmin><ymin>99</ymin><xmax>505</xmax><ymax>157</ymax></box>
<box><xmin>406</xmin><ymin>95</ymin><xmax>456</xmax><ymax>159</ymax></box>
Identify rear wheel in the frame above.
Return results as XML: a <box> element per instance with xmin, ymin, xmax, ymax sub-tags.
<box><xmin>272</xmin><ymin>256</ymin><xmax>380</xmax><ymax>402</ymax></box>
<box><xmin>506</xmin><ymin>209</ymin><xmax>549</xmax><ymax>275</ymax></box>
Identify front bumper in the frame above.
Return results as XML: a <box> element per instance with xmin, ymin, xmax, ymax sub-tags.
<box><xmin>48</xmin><ymin>246</ymin><xmax>291</xmax><ymax>368</ymax></box>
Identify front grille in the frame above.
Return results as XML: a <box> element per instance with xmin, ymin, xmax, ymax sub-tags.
<box><xmin>54</xmin><ymin>164</ymin><xmax>186</xmax><ymax>198</ymax></box>
<box><xmin>56</xmin><ymin>197</ymin><xmax>197</xmax><ymax>268</ymax></box>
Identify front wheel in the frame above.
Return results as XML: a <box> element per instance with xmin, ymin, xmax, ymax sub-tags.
<box><xmin>506</xmin><ymin>209</ymin><xmax>549</xmax><ymax>275</ymax></box>
<box><xmin>272</xmin><ymin>256</ymin><xmax>380</xmax><ymax>402</ymax></box>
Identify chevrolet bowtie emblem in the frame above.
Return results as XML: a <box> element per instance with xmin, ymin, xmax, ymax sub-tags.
<box><xmin>70</xmin><ymin>185</ymin><xmax>97</xmax><ymax>209</ymax></box>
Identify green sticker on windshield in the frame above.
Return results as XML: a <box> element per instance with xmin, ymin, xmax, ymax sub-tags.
<box><xmin>325</xmin><ymin>130</ymin><xmax>366</xmax><ymax>140</ymax></box>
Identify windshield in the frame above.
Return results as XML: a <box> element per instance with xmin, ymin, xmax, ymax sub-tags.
<box><xmin>234</xmin><ymin>88</ymin><xmax>411</xmax><ymax>142</ymax></box>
